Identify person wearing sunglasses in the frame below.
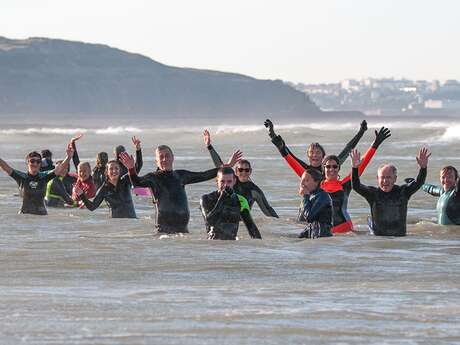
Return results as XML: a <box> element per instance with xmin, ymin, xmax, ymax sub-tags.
<box><xmin>320</xmin><ymin>127</ymin><xmax>391</xmax><ymax>233</ymax></box>
<box><xmin>200</xmin><ymin>166</ymin><xmax>262</xmax><ymax>240</ymax></box>
<box><xmin>0</xmin><ymin>145</ymin><xmax>74</xmax><ymax>215</ymax></box>
<box><xmin>203</xmin><ymin>129</ymin><xmax>278</xmax><ymax>218</ymax></box>
<box><xmin>264</xmin><ymin>119</ymin><xmax>368</xmax><ymax>176</ymax></box>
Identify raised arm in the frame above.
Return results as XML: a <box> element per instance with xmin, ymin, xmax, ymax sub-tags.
<box><xmin>251</xmin><ymin>185</ymin><xmax>279</xmax><ymax>218</ymax></box>
<box><xmin>0</xmin><ymin>158</ymin><xmax>13</xmax><ymax>176</ymax></box>
<box><xmin>179</xmin><ymin>168</ymin><xmax>219</xmax><ymax>185</ymax></box>
<box><xmin>337</xmin><ymin>120</ymin><xmax>368</xmax><ymax>164</ymax></box>
<box><xmin>119</xmin><ymin>152</ymin><xmax>155</xmax><ymax>188</ymax></box>
<box><xmin>203</xmin><ymin>129</ymin><xmax>224</xmax><ymax>167</ymax></box>
<box><xmin>132</xmin><ymin>136</ymin><xmax>143</xmax><ymax>173</ymax></box>
<box><xmin>53</xmin><ymin>144</ymin><xmax>74</xmax><ymax>177</ymax></box>
<box><xmin>406</xmin><ymin>147</ymin><xmax>430</xmax><ymax>197</ymax></box>
<box><xmin>264</xmin><ymin>119</ymin><xmax>307</xmax><ymax>177</ymax></box>
<box><xmin>350</xmin><ymin>149</ymin><xmax>376</xmax><ymax>201</ymax></box>
<box><xmin>70</xmin><ymin>133</ymin><xmax>83</xmax><ymax>170</ymax></box>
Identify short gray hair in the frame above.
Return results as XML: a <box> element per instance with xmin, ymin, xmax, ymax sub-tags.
<box><xmin>377</xmin><ymin>164</ymin><xmax>397</xmax><ymax>176</ymax></box>
<box><xmin>155</xmin><ymin>145</ymin><xmax>173</xmax><ymax>156</ymax></box>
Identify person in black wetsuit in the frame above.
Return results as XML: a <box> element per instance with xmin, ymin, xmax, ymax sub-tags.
<box><xmin>200</xmin><ymin>167</ymin><xmax>262</xmax><ymax>240</ymax></box>
<box><xmin>92</xmin><ymin>152</ymin><xmax>108</xmax><ymax>190</ymax></box>
<box><xmin>119</xmin><ymin>145</ymin><xmax>220</xmax><ymax>233</ymax></box>
<box><xmin>114</xmin><ymin>136</ymin><xmax>143</xmax><ymax>176</ymax></box>
<box><xmin>40</xmin><ymin>149</ymin><xmax>54</xmax><ymax>172</ymax></box>
<box><xmin>264</xmin><ymin>118</ymin><xmax>368</xmax><ymax>174</ymax></box>
<box><xmin>0</xmin><ymin>145</ymin><xmax>74</xmax><ymax>215</ymax></box>
<box><xmin>298</xmin><ymin>168</ymin><xmax>333</xmax><ymax>238</ymax></box>
<box><xmin>74</xmin><ymin>160</ymin><xmax>136</xmax><ymax>218</ymax></box>
<box><xmin>351</xmin><ymin>147</ymin><xmax>431</xmax><ymax>236</ymax></box>
<box><xmin>202</xmin><ymin>129</ymin><xmax>279</xmax><ymax>218</ymax></box>
<box><xmin>45</xmin><ymin>159</ymin><xmax>77</xmax><ymax>207</ymax></box>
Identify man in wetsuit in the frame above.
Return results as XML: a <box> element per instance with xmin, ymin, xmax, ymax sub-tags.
<box><xmin>40</xmin><ymin>149</ymin><xmax>54</xmax><ymax>172</ymax></box>
<box><xmin>351</xmin><ymin>147</ymin><xmax>431</xmax><ymax>236</ymax></box>
<box><xmin>200</xmin><ymin>167</ymin><xmax>262</xmax><ymax>240</ymax></box>
<box><xmin>119</xmin><ymin>145</ymin><xmax>219</xmax><ymax>233</ymax></box>
<box><xmin>421</xmin><ymin>166</ymin><xmax>460</xmax><ymax>225</ymax></box>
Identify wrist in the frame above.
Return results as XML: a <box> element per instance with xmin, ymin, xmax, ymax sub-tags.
<box><xmin>128</xmin><ymin>167</ymin><xmax>136</xmax><ymax>175</ymax></box>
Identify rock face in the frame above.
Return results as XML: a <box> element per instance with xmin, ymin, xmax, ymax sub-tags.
<box><xmin>0</xmin><ymin>37</ymin><xmax>321</xmax><ymax>118</ymax></box>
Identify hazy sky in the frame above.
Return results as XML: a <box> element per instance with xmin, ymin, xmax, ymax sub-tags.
<box><xmin>2</xmin><ymin>0</ymin><xmax>459</xmax><ymax>83</ymax></box>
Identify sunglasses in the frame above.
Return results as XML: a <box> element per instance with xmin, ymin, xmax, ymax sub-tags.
<box><xmin>237</xmin><ymin>168</ymin><xmax>251</xmax><ymax>173</ymax></box>
<box><xmin>29</xmin><ymin>159</ymin><xmax>41</xmax><ymax>164</ymax></box>
<box><xmin>325</xmin><ymin>164</ymin><xmax>339</xmax><ymax>169</ymax></box>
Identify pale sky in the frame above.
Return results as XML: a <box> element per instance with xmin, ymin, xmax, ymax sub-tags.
<box><xmin>2</xmin><ymin>0</ymin><xmax>459</xmax><ymax>84</ymax></box>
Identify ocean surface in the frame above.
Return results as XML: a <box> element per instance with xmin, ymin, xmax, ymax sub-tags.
<box><xmin>1</xmin><ymin>116</ymin><xmax>459</xmax><ymax>344</ymax></box>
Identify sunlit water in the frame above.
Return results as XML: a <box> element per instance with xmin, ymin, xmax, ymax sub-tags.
<box><xmin>1</xmin><ymin>116</ymin><xmax>459</xmax><ymax>344</ymax></box>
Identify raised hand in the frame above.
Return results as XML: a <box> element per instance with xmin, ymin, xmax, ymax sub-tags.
<box><xmin>65</xmin><ymin>143</ymin><xmax>75</xmax><ymax>158</ymax></box>
<box><xmin>264</xmin><ymin>119</ymin><xmax>276</xmax><ymax>139</ymax></box>
<box><xmin>226</xmin><ymin>150</ymin><xmax>243</xmax><ymax>167</ymax></box>
<box><xmin>360</xmin><ymin>120</ymin><xmax>368</xmax><ymax>132</ymax></box>
<box><xmin>119</xmin><ymin>151</ymin><xmax>135</xmax><ymax>169</ymax></box>
<box><xmin>372</xmin><ymin>127</ymin><xmax>391</xmax><ymax>148</ymax></box>
<box><xmin>131</xmin><ymin>136</ymin><xmax>141</xmax><ymax>150</ymax></box>
<box><xmin>203</xmin><ymin>129</ymin><xmax>211</xmax><ymax>146</ymax></box>
<box><xmin>70</xmin><ymin>133</ymin><xmax>83</xmax><ymax>144</ymax></box>
<box><xmin>416</xmin><ymin>147</ymin><xmax>431</xmax><ymax>168</ymax></box>
<box><xmin>350</xmin><ymin>149</ymin><xmax>361</xmax><ymax>168</ymax></box>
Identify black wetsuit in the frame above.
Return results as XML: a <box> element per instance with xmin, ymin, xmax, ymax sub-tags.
<box><xmin>10</xmin><ymin>169</ymin><xmax>56</xmax><ymax>215</ymax></box>
<box><xmin>269</xmin><ymin>124</ymin><xmax>366</xmax><ymax>173</ymax></box>
<box><xmin>40</xmin><ymin>158</ymin><xmax>54</xmax><ymax>172</ymax></box>
<box><xmin>352</xmin><ymin>167</ymin><xmax>427</xmax><ymax>236</ymax></box>
<box><xmin>298</xmin><ymin>187</ymin><xmax>333</xmax><ymax>238</ymax></box>
<box><xmin>80</xmin><ymin>174</ymin><xmax>136</xmax><ymax>218</ymax></box>
<box><xmin>92</xmin><ymin>166</ymin><xmax>106</xmax><ymax>190</ymax></box>
<box><xmin>200</xmin><ymin>189</ymin><xmax>262</xmax><ymax>240</ymax></box>
<box><xmin>129</xmin><ymin>167</ymin><xmax>218</xmax><ymax>233</ymax></box>
<box><xmin>206</xmin><ymin>144</ymin><xmax>278</xmax><ymax>218</ymax></box>
<box><xmin>45</xmin><ymin>174</ymin><xmax>77</xmax><ymax>207</ymax></box>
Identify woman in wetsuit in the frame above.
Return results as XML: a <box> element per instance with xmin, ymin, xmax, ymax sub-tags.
<box><xmin>297</xmin><ymin>168</ymin><xmax>333</xmax><ymax>239</ymax></box>
<box><xmin>92</xmin><ymin>152</ymin><xmax>108</xmax><ymax>190</ymax></box>
<box><xmin>203</xmin><ymin>129</ymin><xmax>279</xmax><ymax>218</ymax></box>
<box><xmin>0</xmin><ymin>145</ymin><xmax>74</xmax><ymax>215</ymax></box>
<box><xmin>114</xmin><ymin>136</ymin><xmax>143</xmax><ymax>176</ymax></box>
<box><xmin>75</xmin><ymin>160</ymin><xmax>136</xmax><ymax>218</ymax></box>
<box><xmin>264</xmin><ymin>119</ymin><xmax>368</xmax><ymax>174</ymax></box>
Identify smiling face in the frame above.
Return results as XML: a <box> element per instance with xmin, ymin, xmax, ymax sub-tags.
<box><xmin>377</xmin><ymin>165</ymin><xmax>397</xmax><ymax>193</ymax></box>
<box><xmin>323</xmin><ymin>158</ymin><xmax>340</xmax><ymax>181</ymax></box>
<box><xmin>235</xmin><ymin>162</ymin><xmax>251</xmax><ymax>182</ymax></box>
<box><xmin>106</xmin><ymin>161</ymin><xmax>121</xmax><ymax>183</ymax></box>
<box><xmin>27</xmin><ymin>154</ymin><xmax>42</xmax><ymax>175</ymax></box>
<box><xmin>307</xmin><ymin>147</ymin><xmax>324</xmax><ymax>168</ymax></box>
<box><xmin>77</xmin><ymin>162</ymin><xmax>91</xmax><ymax>181</ymax></box>
<box><xmin>155</xmin><ymin>148</ymin><xmax>174</xmax><ymax>171</ymax></box>
<box><xmin>440</xmin><ymin>168</ymin><xmax>457</xmax><ymax>192</ymax></box>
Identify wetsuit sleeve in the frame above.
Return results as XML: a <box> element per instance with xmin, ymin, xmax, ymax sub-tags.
<box><xmin>340</xmin><ymin>146</ymin><xmax>377</xmax><ymax>185</ymax></box>
<box><xmin>336</xmin><ymin>126</ymin><xmax>367</xmax><ymax>165</ymax></box>
<box><xmin>303</xmin><ymin>192</ymin><xmax>329</xmax><ymax>223</ymax></box>
<box><xmin>9</xmin><ymin>169</ymin><xmax>25</xmax><ymax>185</ymax></box>
<box><xmin>135</xmin><ymin>149</ymin><xmax>143</xmax><ymax>174</ymax></box>
<box><xmin>241</xmin><ymin>208</ymin><xmax>262</xmax><ymax>239</ymax></box>
<box><xmin>251</xmin><ymin>185</ymin><xmax>279</xmax><ymax>218</ymax></box>
<box><xmin>351</xmin><ymin>167</ymin><xmax>375</xmax><ymax>202</ymax></box>
<box><xmin>422</xmin><ymin>183</ymin><xmax>443</xmax><ymax>197</ymax></box>
<box><xmin>179</xmin><ymin>168</ymin><xmax>219</xmax><ymax>185</ymax></box>
<box><xmin>270</xmin><ymin>134</ymin><xmax>307</xmax><ymax>178</ymax></box>
<box><xmin>42</xmin><ymin>171</ymin><xmax>57</xmax><ymax>183</ymax></box>
<box><xmin>53</xmin><ymin>179</ymin><xmax>75</xmax><ymax>205</ymax></box>
<box><xmin>72</xmin><ymin>142</ymin><xmax>80</xmax><ymax>170</ymax></box>
<box><xmin>129</xmin><ymin>171</ymin><xmax>157</xmax><ymax>190</ymax></box>
<box><xmin>200</xmin><ymin>193</ymin><xmax>225</xmax><ymax>223</ymax></box>
<box><xmin>406</xmin><ymin>168</ymin><xmax>427</xmax><ymax>198</ymax></box>
<box><xmin>206</xmin><ymin>144</ymin><xmax>224</xmax><ymax>167</ymax></box>
<box><xmin>80</xmin><ymin>187</ymin><xmax>107</xmax><ymax>211</ymax></box>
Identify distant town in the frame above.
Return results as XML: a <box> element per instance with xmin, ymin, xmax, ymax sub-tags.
<box><xmin>287</xmin><ymin>78</ymin><xmax>460</xmax><ymax>116</ymax></box>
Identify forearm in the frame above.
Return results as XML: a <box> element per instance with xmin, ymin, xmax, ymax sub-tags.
<box><xmin>80</xmin><ymin>192</ymin><xmax>104</xmax><ymax>211</ymax></box>
<box><xmin>253</xmin><ymin>189</ymin><xmax>279</xmax><ymax>218</ymax></box>
<box><xmin>337</xmin><ymin>127</ymin><xmax>366</xmax><ymax>164</ymax></box>
<box><xmin>207</xmin><ymin>144</ymin><xmax>224</xmax><ymax>167</ymax></box>
<box><xmin>72</xmin><ymin>142</ymin><xmax>80</xmax><ymax>170</ymax></box>
<box><xmin>408</xmin><ymin>168</ymin><xmax>427</xmax><ymax>195</ymax></box>
<box><xmin>422</xmin><ymin>183</ymin><xmax>442</xmax><ymax>196</ymax></box>
<box><xmin>0</xmin><ymin>158</ymin><xmax>13</xmax><ymax>175</ymax></box>
<box><xmin>135</xmin><ymin>149</ymin><xmax>143</xmax><ymax>174</ymax></box>
<box><xmin>241</xmin><ymin>209</ymin><xmax>262</xmax><ymax>239</ymax></box>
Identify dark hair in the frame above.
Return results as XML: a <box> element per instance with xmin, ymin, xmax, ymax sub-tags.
<box><xmin>217</xmin><ymin>166</ymin><xmax>236</xmax><ymax>177</ymax></box>
<box><xmin>236</xmin><ymin>159</ymin><xmax>251</xmax><ymax>169</ymax></box>
<box><xmin>321</xmin><ymin>155</ymin><xmax>341</xmax><ymax>173</ymax></box>
<box><xmin>304</xmin><ymin>168</ymin><xmax>324</xmax><ymax>182</ymax></box>
<box><xmin>441</xmin><ymin>166</ymin><xmax>458</xmax><ymax>180</ymax></box>
<box><xmin>26</xmin><ymin>151</ymin><xmax>41</xmax><ymax>161</ymax></box>
<box><xmin>41</xmin><ymin>149</ymin><xmax>52</xmax><ymax>159</ymax></box>
<box><xmin>115</xmin><ymin>145</ymin><xmax>126</xmax><ymax>158</ymax></box>
<box><xmin>105</xmin><ymin>160</ymin><xmax>121</xmax><ymax>177</ymax></box>
<box><xmin>307</xmin><ymin>143</ymin><xmax>326</xmax><ymax>157</ymax></box>
<box><xmin>96</xmin><ymin>152</ymin><xmax>109</xmax><ymax>168</ymax></box>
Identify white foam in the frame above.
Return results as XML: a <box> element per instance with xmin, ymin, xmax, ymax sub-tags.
<box><xmin>438</xmin><ymin>124</ymin><xmax>460</xmax><ymax>142</ymax></box>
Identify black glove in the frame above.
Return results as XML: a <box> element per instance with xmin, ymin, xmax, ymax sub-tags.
<box><xmin>404</xmin><ymin>178</ymin><xmax>415</xmax><ymax>184</ymax></box>
<box><xmin>360</xmin><ymin>120</ymin><xmax>368</xmax><ymax>132</ymax></box>
<box><xmin>264</xmin><ymin>119</ymin><xmax>277</xmax><ymax>139</ymax></box>
<box><xmin>372</xmin><ymin>127</ymin><xmax>391</xmax><ymax>148</ymax></box>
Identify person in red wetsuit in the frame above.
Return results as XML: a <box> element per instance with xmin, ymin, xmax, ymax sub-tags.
<box><xmin>321</xmin><ymin>127</ymin><xmax>390</xmax><ymax>233</ymax></box>
<box><xmin>264</xmin><ymin>119</ymin><xmax>368</xmax><ymax>174</ymax></box>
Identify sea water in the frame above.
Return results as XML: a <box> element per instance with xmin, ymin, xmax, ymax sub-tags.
<box><xmin>0</xmin><ymin>116</ymin><xmax>459</xmax><ymax>344</ymax></box>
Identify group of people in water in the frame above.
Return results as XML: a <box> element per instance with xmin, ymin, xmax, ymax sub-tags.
<box><xmin>0</xmin><ymin>119</ymin><xmax>458</xmax><ymax>240</ymax></box>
